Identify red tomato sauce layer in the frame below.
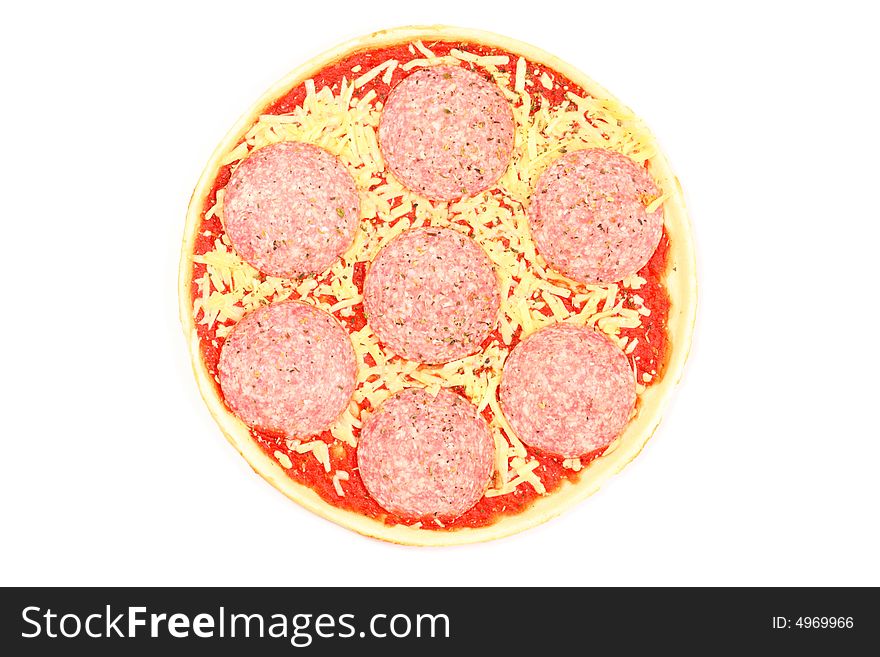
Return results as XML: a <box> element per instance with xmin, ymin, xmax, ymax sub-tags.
<box><xmin>190</xmin><ymin>40</ymin><xmax>671</xmax><ymax>531</ymax></box>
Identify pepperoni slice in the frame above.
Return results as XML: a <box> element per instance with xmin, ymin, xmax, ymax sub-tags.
<box><xmin>357</xmin><ymin>388</ymin><xmax>495</xmax><ymax>519</ymax></box>
<box><xmin>528</xmin><ymin>148</ymin><xmax>663</xmax><ymax>284</ymax></box>
<box><xmin>499</xmin><ymin>323</ymin><xmax>636</xmax><ymax>458</ymax></box>
<box><xmin>378</xmin><ymin>66</ymin><xmax>515</xmax><ymax>200</ymax></box>
<box><xmin>218</xmin><ymin>301</ymin><xmax>357</xmax><ymax>437</ymax></box>
<box><xmin>363</xmin><ymin>227</ymin><xmax>500</xmax><ymax>364</ymax></box>
<box><xmin>224</xmin><ymin>141</ymin><xmax>359</xmax><ymax>278</ymax></box>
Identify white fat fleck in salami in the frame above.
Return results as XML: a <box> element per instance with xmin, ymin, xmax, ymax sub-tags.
<box><xmin>528</xmin><ymin>148</ymin><xmax>663</xmax><ymax>284</ymax></box>
<box><xmin>218</xmin><ymin>301</ymin><xmax>357</xmax><ymax>437</ymax></box>
<box><xmin>378</xmin><ymin>66</ymin><xmax>515</xmax><ymax>201</ymax></box>
<box><xmin>499</xmin><ymin>323</ymin><xmax>636</xmax><ymax>458</ymax></box>
<box><xmin>224</xmin><ymin>141</ymin><xmax>360</xmax><ymax>278</ymax></box>
<box><xmin>364</xmin><ymin>227</ymin><xmax>500</xmax><ymax>364</ymax></box>
<box><xmin>357</xmin><ymin>388</ymin><xmax>495</xmax><ymax>519</ymax></box>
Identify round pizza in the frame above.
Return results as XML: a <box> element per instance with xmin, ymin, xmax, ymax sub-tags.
<box><xmin>179</xmin><ymin>25</ymin><xmax>696</xmax><ymax>545</ymax></box>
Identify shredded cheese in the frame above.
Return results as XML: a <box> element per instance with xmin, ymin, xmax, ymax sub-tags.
<box><xmin>563</xmin><ymin>458</ymin><xmax>583</xmax><ymax>472</ymax></box>
<box><xmin>354</xmin><ymin>59</ymin><xmax>397</xmax><ymax>88</ymax></box>
<box><xmin>413</xmin><ymin>40</ymin><xmax>435</xmax><ymax>58</ymax></box>
<box><xmin>400</xmin><ymin>56</ymin><xmax>458</xmax><ymax>71</ymax></box>
<box><xmin>332</xmin><ymin>470</ymin><xmax>350</xmax><ymax>497</ymax></box>
<box><xmin>450</xmin><ymin>48</ymin><xmax>510</xmax><ymax>67</ymax></box>
<box><xmin>514</xmin><ymin>57</ymin><xmax>527</xmax><ymax>93</ymax></box>
<box><xmin>273</xmin><ymin>450</ymin><xmax>293</xmax><ymax>469</ymax></box>
<box><xmin>286</xmin><ymin>439</ymin><xmax>332</xmax><ymax>473</ymax></box>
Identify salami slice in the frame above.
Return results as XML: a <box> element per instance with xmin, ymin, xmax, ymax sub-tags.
<box><xmin>528</xmin><ymin>148</ymin><xmax>663</xmax><ymax>284</ymax></box>
<box><xmin>223</xmin><ymin>141</ymin><xmax>359</xmax><ymax>278</ymax></box>
<box><xmin>218</xmin><ymin>301</ymin><xmax>357</xmax><ymax>437</ymax></box>
<box><xmin>364</xmin><ymin>227</ymin><xmax>500</xmax><ymax>364</ymax></box>
<box><xmin>499</xmin><ymin>324</ymin><xmax>636</xmax><ymax>458</ymax></box>
<box><xmin>357</xmin><ymin>388</ymin><xmax>495</xmax><ymax>519</ymax></box>
<box><xmin>378</xmin><ymin>66</ymin><xmax>515</xmax><ymax>200</ymax></box>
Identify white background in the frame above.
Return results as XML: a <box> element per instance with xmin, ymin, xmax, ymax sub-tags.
<box><xmin>2</xmin><ymin>0</ymin><xmax>877</xmax><ymax>587</ymax></box>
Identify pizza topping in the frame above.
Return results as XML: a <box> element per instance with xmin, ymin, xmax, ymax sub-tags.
<box><xmin>363</xmin><ymin>226</ymin><xmax>500</xmax><ymax>364</ymax></box>
<box><xmin>218</xmin><ymin>301</ymin><xmax>357</xmax><ymax>437</ymax></box>
<box><xmin>357</xmin><ymin>388</ymin><xmax>494</xmax><ymax>519</ymax></box>
<box><xmin>224</xmin><ymin>141</ymin><xmax>359</xmax><ymax>278</ymax></box>
<box><xmin>528</xmin><ymin>148</ymin><xmax>663</xmax><ymax>284</ymax></box>
<box><xmin>332</xmin><ymin>470</ymin><xmax>350</xmax><ymax>497</ymax></box>
<box><xmin>378</xmin><ymin>65</ymin><xmax>515</xmax><ymax>200</ymax></box>
<box><xmin>499</xmin><ymin>323</ymin><xmax>636</xmax><ymax>458</ymax></box>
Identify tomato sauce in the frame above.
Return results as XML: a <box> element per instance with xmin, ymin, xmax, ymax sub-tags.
<box><xmin>189</xmin><ymin>39</ymin><xmax>672</xmax><ymax>531</ymax></box>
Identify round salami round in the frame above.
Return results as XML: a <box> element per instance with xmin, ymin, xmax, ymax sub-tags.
<box><xmin>528</xmin><ymin>148</ymin><xmax>663</xmax><ymax>284</ymax></box>
<box><xmin>500</xmin><ymin>323</ymin><xmax>636</xmax><ymax>458</ymax></box>
<box><xmin>378</xmin><ymin>65</ymin><xmax>515</xmax><ymax>200</ymax></box>
<box><xmin>218</xmin><ymin>301</ymin><xmax>357</xmax><ymax>437</ymax></box>
<box><xmin>364</xmin><ymin>227</ymin><xmax>500</xmax><ymax>364</ymax></box>
<box><xmin>357</xmin><ymin>388</ymin><xmax>495</xmax><ymax>519</ymax></box>
<box><xmin>223</xmin><ymin>141</ymin><xmax>359</xmax><ymax>278</ymax></box>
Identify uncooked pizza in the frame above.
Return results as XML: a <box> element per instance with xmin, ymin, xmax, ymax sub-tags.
<box><xmin>179</xmin><ymin>26</ymin><xmax>696</xmax><ymax>545</ymax></box>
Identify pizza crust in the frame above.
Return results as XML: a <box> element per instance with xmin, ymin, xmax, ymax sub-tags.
<box><xmin>179</xmin><ymin>25</ymin><xmax>697</xmax><ymax>546</ymax></box>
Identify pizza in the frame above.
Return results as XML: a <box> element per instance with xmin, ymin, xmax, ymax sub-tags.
<box><xmin>179</xmin><ymin>25</ymin><xmax>696</xmax><ymax>545</ymax></box>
